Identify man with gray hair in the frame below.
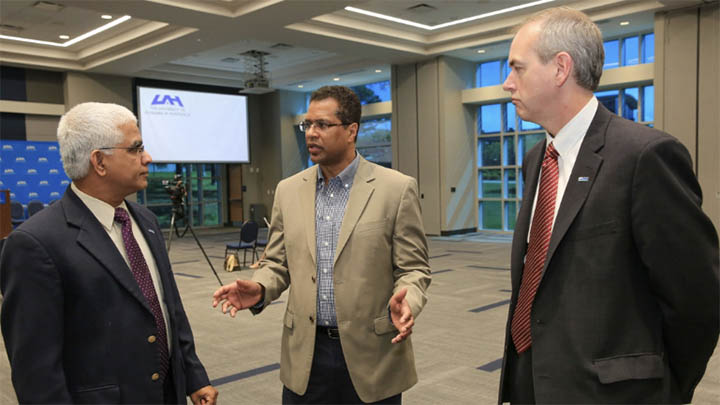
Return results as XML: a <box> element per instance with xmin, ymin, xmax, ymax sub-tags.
<box><xmin>0</xmin><ymin>102</ymin><xmax>218</xmax><ymax>404</ymax></box>
<box><xmin>499</xmin><ymin>7</ymin><xmax>718</xmax><ymax>404</ymax></box>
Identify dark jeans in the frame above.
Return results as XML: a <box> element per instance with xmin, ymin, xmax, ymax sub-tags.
<box><xmin>282</xmin><ymin>327</ymin><xmax>402</xmax><ymax>404</ymax></box>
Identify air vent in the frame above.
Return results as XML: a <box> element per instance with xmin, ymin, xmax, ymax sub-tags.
<box><xmin>270</xmin><ymin>43</ymin><xmax>293</xmax><ymax>49</ymax></box>
<box><xmin>33</xmin><ymin>1</ymin><xmax>64</xmax><ymax>12</ymax></box>
<box><xmin>337</xmin><ymin>70</ymin><xmax>364</xmax><ymax>77</ymax></box>
<box><xmin>221</xmin><ymin>57</ymin><xmax>240</xmax><ymax>63</ymax></box>
<box><xmin>406</xmin><ymin>3</ymin><xmax>436</xmax><ymax>13</ymax></box>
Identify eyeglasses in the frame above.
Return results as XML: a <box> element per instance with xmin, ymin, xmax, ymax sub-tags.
<box><xmin>98</xmin><ymin>144</ymin><xmax>145</xmax><ymax>155</ymax></box>
<box><xmin>298</xmin><ymin>119</ymin><xmax>351</xmax><ymax>132</ymax></box>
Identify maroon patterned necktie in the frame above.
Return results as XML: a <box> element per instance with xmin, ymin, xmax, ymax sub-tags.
<box><xmin>511</xmin><ymin>142</ymin><xmax>559</xmax><ymax>354</ymax></box>
<box><xmin>114</xmin><ymin>207</ymin><xmax>170</xmax><ymax>378</ymax></box>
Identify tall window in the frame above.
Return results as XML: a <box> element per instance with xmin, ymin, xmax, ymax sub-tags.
<box><xmin>595</xmin><ymin>85</ymin><xmax>655</xmax><ymax>126</ymax></box>
<box><xmin>476</xmin><ymin>85</ymin><xmax>654</xmax><ymax>231</ymax></box>
<box><xmin>604</xmin><ymin>33</ymin><xmax>654</xmax><ymax>70</ymax></box>
<box><xmin>358</xmin><ymin>116</ymin><xmax>391</xmax><ymax>168</ymax></box>
<box><xmin>138</xmin><ymin>163</ymin><xmax>223</xmax><ymax>228</ymax></box>
<box><xmin>477</xmin><ymin>103</ymin><xmax>543</xmax><ymax>231</ymax></box>
<box><xmin>476</xmin><ymin>59</ymin><xmax>510</xmax><ymax>87</ymax></box>
<box><xmin>476</xmin><ymin>34</ymin><xmax>655</xmax><ymax>88</ymax></box>
<box><xmin>474</xmin><ymin>31</ymin><xmax>655</xmax><ymax>231</ymax></box>
<box><xmin>351</xmin><ymin>80</ymin><xmax>391</xmax><ymax>104</ymax></box>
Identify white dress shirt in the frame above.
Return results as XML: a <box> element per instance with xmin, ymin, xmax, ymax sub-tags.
<box><xmin>528</xmin><ymin>96</ymin><xmax>599</xmax><ymax>239</ymax></box>
<box><xmin>71</xmin><ymin>183</ymin><xmax>172</xmax><ymax>349</ymax></box>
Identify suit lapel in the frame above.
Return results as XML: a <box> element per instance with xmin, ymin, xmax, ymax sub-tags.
<box><xmin>301</xmin><ymin>166</ymin><xmax>318</xmax><ymax>265</ymax></box>
<box><xmin>334</xmin><ymin>158</ymin><xmax>375</xmax><ymax>265</ymax></box>
<box><xmin>64</xmin><ymin>189</ymin><xmax>152</xmax><ymax>313</ymax></box>
<box><xmin>543</xmin><ymin>106</ymin><xmax>610</xmax><ymax>276</ymax></box>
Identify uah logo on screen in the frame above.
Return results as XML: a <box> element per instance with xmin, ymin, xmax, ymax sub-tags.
<box><xmin>148</xmin><ymin>93</ymin><xmax>189</xmax><ymax>117</ymax></box>
<box><xmin>152</xmin><ymin>94</ymin><xmax>184</xmax><ymax>107</ymax></box>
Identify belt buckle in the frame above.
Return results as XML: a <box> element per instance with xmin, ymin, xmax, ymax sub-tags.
<box><xmin>324</xmin><ymin>327</ymin><xmax>340</xmax><ymax>339</ymax></box>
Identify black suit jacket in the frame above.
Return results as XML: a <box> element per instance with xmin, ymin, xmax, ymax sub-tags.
<box><xmin>499</xmin><ymin>105</ymin><xmax>719</xmax><ymax>404</ymax></box>
<box><xmin>0</xmin><ymin>187</ymin><xmax>210</xmax><ymax>404</ymax></box>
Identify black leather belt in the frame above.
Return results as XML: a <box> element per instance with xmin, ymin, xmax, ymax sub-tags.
<box><xmin>317</xmin><ymin>326</ymin><xmax>340</xmax><ymax>339</ymax></box>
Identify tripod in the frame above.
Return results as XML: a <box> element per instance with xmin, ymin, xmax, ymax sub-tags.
<box><xmin>166</xmin><ymin>203</ymin><xmax>223</xmax><ymax>286</ymax></box>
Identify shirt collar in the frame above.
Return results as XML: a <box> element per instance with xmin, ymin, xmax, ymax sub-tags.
<box><xmin>317</xmin><ymin>152</ymin><xmax>361</xmax><ymax>188</ymax></box>
<box><xmin>71</xmin><ymin>182</ymin><xmax>129</xmax><ymax>232</ymax></box>
<box><xmin>546</xmin><ymin>96</ymin><xmax>598</xmax><ymax>157</ymax></box>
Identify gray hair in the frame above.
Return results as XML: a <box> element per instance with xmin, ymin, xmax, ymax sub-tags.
<box><xmin>57</xmin><ymin>102</ymin><xmax>137</xmax><ymax>180</ymax></box>
<box><xmin>522</xmin><ymin>7</ymin><xmax>604</xmax><ymax>91</ymax></box>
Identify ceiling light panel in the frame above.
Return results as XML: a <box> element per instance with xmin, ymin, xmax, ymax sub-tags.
<box><xmin>0</xmin><ymin>1</ymin><xmax>133</xmax><ymax>47</ymax></box>
<box><xmin>345</xmin><ymin>0</ymin><xmax>557</xmax><ymax>31</ymax></box>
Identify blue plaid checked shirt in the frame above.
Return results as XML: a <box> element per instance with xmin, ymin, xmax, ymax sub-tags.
<box><xmin>315</xmin><ymin>153</ymin><xmax>360</xmax><ymax>327</ymax></box>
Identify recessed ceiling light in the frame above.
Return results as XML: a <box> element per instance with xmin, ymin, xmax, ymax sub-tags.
<box><xmin>101</xmin><ymin>15</ymin><xmax>113</xmax><ymax>20</ymax></box>
<box><xmin>346</xmin><ymin>0</ymin><xmax>556</xmax><ymax>31</ymax></box>
<box><xmin>0</xmin><ymin>15</ymin><xmax>131</xmax><ymax>47</ymax></box>
<box><xmin>375</xmin><ymin>69</ymin><xmax>382</xmax><ymax>73</ymax></box>
<box><xmin>619</xmin><ymin>21</ymin><xmax>630</xmax><ymax>26</ymax></box>
<box><xmin>477</xmin><ymin>49</ymin><xmax>486</xmax><ymax>54</ymax></box>
<box><xmin>333</xmin><ymin>77</ymin><xmax>340</xmax><ymax>81</ymax></box>
<box><xmin>58</xmin><ymin>35</ymin><xmax>70</xmax><ymax>39</ymax></box>
<box><xmin>297</xmin><ymin>85</ymin><xmax>304</xmax><ymax>88</ymax></box>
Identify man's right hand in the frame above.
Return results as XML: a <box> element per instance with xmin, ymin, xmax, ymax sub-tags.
<box><xmin>212</xmin><ymin>280</ymin><xmax>263</xmax><ymax>317</ymax></box>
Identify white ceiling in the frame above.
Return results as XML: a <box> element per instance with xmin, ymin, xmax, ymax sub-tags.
<box><xmin>0</xmin><ymin>0</ymin><xmax>693</xmax><ymax>92</ymax></box>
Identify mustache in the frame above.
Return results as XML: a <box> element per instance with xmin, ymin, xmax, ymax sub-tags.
<box><xmin>307</xmin><ymin>143</ymin><xmax>323</xmax><ymax>150</ymax></box>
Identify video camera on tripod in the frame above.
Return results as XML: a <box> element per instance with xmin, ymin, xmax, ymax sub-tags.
<box><xmin>162</xmin><ymin>174</ymin><xmax>187</xmax><ymax>219</ymax></box>
<box><xmin>162</xmin><ymin>173</ymin><xmax>223</xmax><ymax>286</ymax></box>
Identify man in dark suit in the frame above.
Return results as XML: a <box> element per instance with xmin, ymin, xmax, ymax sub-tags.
<box><xmin>499</xmin><ymin>7</ymin><xmax>719</xmax><ymax>404</ymax></box>
<box><xmin>0</xmin><ymin>102</ymin><xmax>218</xmax><ymax>404</ymax></box>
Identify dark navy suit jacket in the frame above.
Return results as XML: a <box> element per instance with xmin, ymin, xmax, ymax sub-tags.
<box><xmin>1</xmin><ymin>187</ymin><xmax>210</xmax><ymax>403</ymax></box>
<box><xmin>499</xmin><ymin>105</ymin><xmax>719</xmax><ymax>404</ymax></box>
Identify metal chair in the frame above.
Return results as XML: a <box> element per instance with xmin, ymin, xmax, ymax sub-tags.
<box><xmin>225</xmin><ymin>221</ymin><xmax>259</xmax><ymax>268</ymax></box>
<box><xmin>27</xmin><ymin>200</ymin><xmax>45</xmax><ymax>217</ymax></box>
<box><xmin>255</xmin><ymin>216</ymin><xmax>270</xmax><ymax>252</ymax></box>
<box><xmin>10</xmin><ymin>201</ymin><xmax>25</xmax><ymax>228</ymax></box>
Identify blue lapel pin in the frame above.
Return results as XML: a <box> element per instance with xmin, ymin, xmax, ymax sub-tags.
<box><xmin>578</xmin><ymin>176</ymin><xmax>590</xmax><ymax>182</ymax></box>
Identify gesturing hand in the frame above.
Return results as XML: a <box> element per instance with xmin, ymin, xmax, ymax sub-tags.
<box><xmin>212</xmin><ymin>279</ymin><xmax>263</xmax><ymax>317</ymax></box>
<box><xmin>190</xmin><ymin>385</ymin><xmax>218</xmax><ymax>405</ymax></box>
<box><xmin>389</xmin><ymin>288</ymin><xmax>414</xmax><ymax>344</ymax></box>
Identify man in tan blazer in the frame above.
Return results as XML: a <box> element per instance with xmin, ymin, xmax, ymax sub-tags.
<box><xmin>213</xmin><ymin>85</ymin><xmax>431</xmax><ymax>404</ymax></box>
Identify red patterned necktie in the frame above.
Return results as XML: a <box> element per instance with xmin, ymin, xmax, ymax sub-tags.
<box><xmin>511</xmin><ymin>142</ymin><xmax>559</xmax><ymax>354</ymax></box>
<box><xmin>114</xmin><ymin>207</ymin><xmax>170</xmax><ymax>378</ymax></box>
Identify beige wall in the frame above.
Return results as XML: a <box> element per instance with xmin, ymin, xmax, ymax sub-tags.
<box><xmin>63</xmin><ymin>72</ymin><xmax>133</xmax><ymax>110</ymax></box>
<box><xmin>438</xmin><ymin>56</ymin><xmax>477</xmax><ymax>233</ymax></box>
<box><xmin>392</xmin><ymin>56</ymin><xmax>477</xmax><ymax>235</ymax></box>
<box><xmin>416</xmin><ymin>59</ymin><xmax>442</xmax><ymax>235</ymax></box>
<box><xmin>655</xmin><ymin>2</ymin><xmax>720</xmax><ymax>230</ymax></box>
<box><xmin>242</xmin><ymin>93</ymin><xmax>282</xmax><ymax>223</ymax></box>
<box><xmin>697</xmin><ymin>3</ymin><xmax>719</xmax><ymax>232</ymax></box>
<box><xmin>278</xmin><ymin>90</ymin><xmax>308</xmax><ymax>179</ymax></box>
<box><xmin>25</xmin><ymin>69</ymin><xmax>64</xmax><ymax>104</ymax></box>
<box><xmin>25</xmin><ymin>115</ymin><xmax>60</xmax><ymax>142</ymax></box>
<box><xmin>392</xmin><ymin>64</ymin><xmax>420</xmax><ymax>181</ymax></box>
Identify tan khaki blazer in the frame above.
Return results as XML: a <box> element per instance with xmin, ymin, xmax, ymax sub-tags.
<box><xmin>252</xmin><ymin>156</ymin><xmax>431</xmax><ymax>402</ymax></box>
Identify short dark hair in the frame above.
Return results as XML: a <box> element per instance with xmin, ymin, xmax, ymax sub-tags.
<box><xmin>310</xmin><ymin>85</ymin><xmax>362</xmax><ymax>128</ymax></box>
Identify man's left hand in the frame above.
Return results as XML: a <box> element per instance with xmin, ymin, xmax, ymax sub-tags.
<box><xmin>389</xmin><ymin>288</ymin><xmax>414</xmax><ymax>344</ymax></box>
<box><xmin>190</xmin><ymin>385</ymin><xmax>218</xmax><ymax>405</ymax></box>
